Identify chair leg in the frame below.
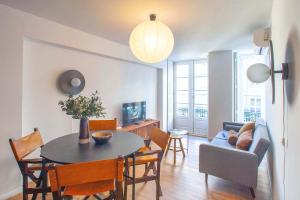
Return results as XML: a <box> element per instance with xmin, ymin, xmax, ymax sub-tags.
<box><xmin>165</xmin><ymin>138</ymin><xmax>172</xmax><ymax>157</ymax></box>
<box><xmin>32</xmin><ymin>170</ymin><xmax>44</xmax><ymax>200</ymax></box>
<box><xmin>22</xmin><ymin>172</ymin><xmax>28</xmax><ymax>200</ymax></box>
<box><xmin>144</xmin><ymin>163</ymin><xmax>147</xmax><ymax>172</ymax></box>
<box><xmin>156</xmin><ymin>159</ymin><xmax>162</xmax><ymax>200</ymax></box>
<box><xmin>205</xmin><ymin>173</ymin><xmax>208</xmax><ymax>184</ymax></box>
<box><xmin>93</xmin><ymin>194</ymin><xmax>102</xmax><ymax>200</ymax></box>
<box><xmin>173</xmin><ymin>138</ymin><xmax>177</xmax><ymax>164</ymax></box>
<box><xmin>250</xmin><ymin>187</ymin><xmax>255</xmax><ymax>198</ymax></box>
<box><xmin>41</xmin><ymin>159</ymin><xmax>48</xmax><ymax>200</ymax></box>
<box><xmin>143</xmin><ymin>163</ymin><xmax>151</xmax><ymax>177</ymax></box>
<box><xmin>51</xmin><ymin>191</ymin><xmax>60</xmax><ymax>200</ymax></box>
<box><xmin>131</xmin><ymin>154</ymin><xmax>136</xmax><ymax>200</ymax></box>
<box><xmin>116</xmin><ymin>182</ymin><xmax>123</xmax><ymax>200</ymax></box>
<box><xmin>83</xmin><ymin>196</ymin><xmax>90</xmax><ymax>200</ymax></box>
<box><xmin>179</xmin><ymin>138</ymin><xmax>185</xmax><ymax>157</ymax></box>
<box><xmin>124</xmin><ymin>158</ymin><xmax>129</xmax><ymax>200</ymax></box>
<box><xmin>152</xmin><ymin>162</ymin><xmax>157</xmax><ymax>175</ymax></box>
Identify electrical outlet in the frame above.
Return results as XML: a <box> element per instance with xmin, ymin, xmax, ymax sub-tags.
<box><xmin>281</xmin><ymin>138</ymin><xmax>285</xmax><ymax>146</ymax></box>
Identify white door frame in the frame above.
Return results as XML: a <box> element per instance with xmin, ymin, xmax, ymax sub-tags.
<box><xmin>173</xmin><ymin>60</ymin><xmax>208</xmax><ymax>135</ymax></box>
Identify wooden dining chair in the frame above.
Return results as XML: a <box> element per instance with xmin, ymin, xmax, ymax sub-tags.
<box><xmin>89</xmin><ymin>118</ymin><xmax>117</xmax><ymax>131</ymax></box>
<box><xmin>49</xmin><ymin>157</ymin><xmax>124</xmax><ymax>200</ymax></box>
<box><xmin>9</xmin><ymin>128</ymin><xmax>51</xmax><ymax>200</ymax></box>
<box><xmin>124</xmin><ymin>127</ymin><xmax>170</xmax><ymax>200</ymax></box>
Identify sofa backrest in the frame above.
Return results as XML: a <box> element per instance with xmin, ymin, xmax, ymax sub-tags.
<box><xmin>248</xmin><ymin>123</ymin><xmax>270</xmax><ymax>165</ymax></box>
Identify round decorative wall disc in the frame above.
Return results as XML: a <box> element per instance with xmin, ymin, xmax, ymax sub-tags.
<box><xmin>58</xmin><ymin>70</ymin><xmax>85</xmax><ymax>95</ymax></box>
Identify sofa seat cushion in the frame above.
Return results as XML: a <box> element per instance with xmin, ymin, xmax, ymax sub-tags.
<box><xmin>211</xmin><ymin>137</ymin><xmax>235</xmax><ymax>149</ymax></box>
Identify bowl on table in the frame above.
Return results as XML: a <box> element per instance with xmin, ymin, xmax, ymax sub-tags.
<box><xmin>91</xmin><ymin>131</ymin><xmax>113</xmax><ymax>145</ymax></box>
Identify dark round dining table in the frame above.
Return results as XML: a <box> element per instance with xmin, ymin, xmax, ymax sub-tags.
<box><xmin>41</xmin><ymin>131</ymin><xmax>145</xmax><ymax>164</ymax></box>
<box><xmin>40</xmin><ymin>131</ymin><xmax>144</xmax><ymax>200</ymax></box>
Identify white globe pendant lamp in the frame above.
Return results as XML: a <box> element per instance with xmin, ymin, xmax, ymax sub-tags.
<box><xmin>129</xmin><ymin>14</ymin><xmax>174</xmax><ymax>63</ymax></box>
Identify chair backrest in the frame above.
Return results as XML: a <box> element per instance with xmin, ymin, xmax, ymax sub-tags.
<box><xmin>9</xmin><ymin>128</ymin><xmax>44</xmax><ymax>161</ymax></box>
<box><xmin>89</xmin><ymin>118</ymin><xmax>117</xmax><ymax>131</ymax></box>
<box><xmin>150</xmin><ymin>127</ymin><xmax>170</xmax><ymax>152</ymax></box>
<box><xmin>49</xmin><ymin>157</ymin><xmax>123</xmax><ymax>193</ymax></box>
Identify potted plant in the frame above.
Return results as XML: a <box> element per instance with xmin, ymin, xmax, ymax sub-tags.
<box><xmin>59</xmin><ymin>91</ymin><xmax>106</xmax><ymax>144</ymax></box>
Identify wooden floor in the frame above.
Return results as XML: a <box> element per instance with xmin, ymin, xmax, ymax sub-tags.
<box><xmin>9</xmin><ymin>136</ymin><xmax>272</xmax><ymax>200</ymax></box>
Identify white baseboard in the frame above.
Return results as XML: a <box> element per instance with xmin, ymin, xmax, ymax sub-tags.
<box><xmin>0</xmin><ymin>186</ymin><xmax>22</xmax><ymax>200</ymax></box>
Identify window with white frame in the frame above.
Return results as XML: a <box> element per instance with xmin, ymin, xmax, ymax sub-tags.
<box><xmin>235</xmin><ymin>53</ymin><xmax>266</xmax><ymax>122</ymax></box>
<box><xmin>173</xmin><ymin>59</ymin><xmax>208</xmax><ymax>135</ymax></box>
<box><xmin>194</xmin><ymin>61</ymin><xmax>208</xmax><ymax>120</ymax></box>
<box><xmin>175</xmin><ymin>64</ymin><xmax>190</xmax><ymax>118</ymax></box>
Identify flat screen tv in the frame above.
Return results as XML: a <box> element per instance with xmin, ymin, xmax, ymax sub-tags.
<box><xmin>122</xmin><ymin>101</ymin><xmax>146</xmax><ymax>126</ymax></box>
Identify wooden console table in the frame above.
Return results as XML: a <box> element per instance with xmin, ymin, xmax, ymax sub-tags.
<box><xmin>119</xmin><ymin>119</ymin><xmax>160</xmax><ymax>139</ymax></box>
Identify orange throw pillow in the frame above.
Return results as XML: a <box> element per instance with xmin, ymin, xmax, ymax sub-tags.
<box><xmin>236</xmin><ymin>130</ymin><xmax>253</xmax><ymax>150</ymax></box>
<box><xmin>228</xmin><ymin>130</ymin><xmax>238</xmax><ymax>145</ymax></box>
<box><xmin>239</xmin><ymin>122</ymin><xmax>255</xmax><ymax>134</ymax></box>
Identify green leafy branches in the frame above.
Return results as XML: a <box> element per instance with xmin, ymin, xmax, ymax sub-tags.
<box><xmin>58</xmin><ymin>91</ymin><xmax>106</xmax><ymax>119</ymax></box>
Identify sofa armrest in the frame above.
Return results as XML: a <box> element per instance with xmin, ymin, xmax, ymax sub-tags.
<box><xmin>199</xmin><ymin>143</ymin><xmax>258</xmax><ymax>187</ymax></box>
<box><xmin>223</xmin><ymin>121</ymin><xmax>244</xmax><ymax>132</ymax></box>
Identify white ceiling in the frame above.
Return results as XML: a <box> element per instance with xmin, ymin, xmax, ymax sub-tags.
<box><xmin>0</xmin><ymin>0</ymin><xmax>273</xmax><ymax>61</ymax></box>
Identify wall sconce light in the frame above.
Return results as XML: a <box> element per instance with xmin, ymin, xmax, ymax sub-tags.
<box><xmin>247</xmin><ymin>40</ymin><xmax>289</xmax><ymax>104</ymax></box>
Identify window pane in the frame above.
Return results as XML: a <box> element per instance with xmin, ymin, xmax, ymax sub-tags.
<box><xmin>176</xmin><ymin>78</ymin><xmax>189</xmax><ymax>90</ymax></box>
<box><xmin>176</xmin><ymin>91</ymin><xmax>189</xmax><ymax>103</ymax></box>
<box><xmin>194</xmin><ymin>91</ymin><xmax>208</xmax><ymax>105</ymax></box>
<box><xmin>194</xmin><ymin>62</ymin><xmax>208</xmax><ymax>76</ymax></box>
<box><xmin>195</xmin><ymin>77</ymin><xmax>208</xmax><ymax>90</ymax></box>
<box><xmin>176</xmin><ymin>104</ymin><xmax>189</xmax><ymax>117</ymax></box>
<box><xmin>194</xmin><ymin>105</ymin><xmax>208</xmax><ymax>119</ymax></box>
<box><xmin>257</xmin><ymin>99</ymin><xmax>261</xmax><ymax>106</ymax></box>
<box><xmin>176</xmin><ymin>64</ymin><xmax>189</xmax><ymax>77</ymax></box>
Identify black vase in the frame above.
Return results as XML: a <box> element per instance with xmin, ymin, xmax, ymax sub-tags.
<box><xmin>79</xmin><ymin>118</ymin><xmax>89</xmax><ymax>144</ymax></box>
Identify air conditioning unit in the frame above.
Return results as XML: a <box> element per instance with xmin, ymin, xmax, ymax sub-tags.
<box><xmin>253</xmin><ymin>27</ymin><xmax>271</xmax><ymax>55</ymax></box>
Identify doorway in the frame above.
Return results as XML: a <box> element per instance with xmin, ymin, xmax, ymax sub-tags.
<box><xmin>173</xmin><ymin>60</ymin><xmax>208</xmax><ymax>136</ymax></box>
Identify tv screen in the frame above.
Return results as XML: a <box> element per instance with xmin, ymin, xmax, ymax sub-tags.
<box><xmin>122</xmin><ymin>101</ymin><xmax>146</xmax><ymax>126</ymax></box>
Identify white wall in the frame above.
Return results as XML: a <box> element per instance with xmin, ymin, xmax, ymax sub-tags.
<box><xmin>208</xmin><ymin>51</ymin><xmax>233</xmax><ymax>139</ymax></box>
<box><xmin>22</xmin><ymin>39</ymin><xmax>157</xmax><ymax>142</ymax></box>
<box><xmin>267</xmin><ymin>0</ymin><xmax>300</xmax><ymax>199</ymax></box>
<box><xmin>0</xmin><ymin>4</ymin><xmax>159</xmax><ymax>199</ymax></box>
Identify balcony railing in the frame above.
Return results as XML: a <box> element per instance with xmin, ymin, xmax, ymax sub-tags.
<box><xmin>195</xmin><ymin>108</ymin><xmax>208</xmax><ymax>119</ymax></box>
<box><xmin>244</xmin><ymin>110</ymin><xmax>261</xmax><ymax>122</ymax></box>
<box><xmin>177</xmin><ymin>107</ymin><xmax>208</xmax><ymax>119</ymax></box>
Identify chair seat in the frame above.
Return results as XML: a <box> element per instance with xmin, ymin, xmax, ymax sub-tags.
<box><xmin>63</xmin><ymin>180</ymin><xmax>114</xmax><ymax>196</ymax></box>
<box><xmin>128</xmin><ymin>146</ymin><xmax>158</xmax><ymax>165</ymax></box>
<box><xmin>169</xmin><ymin>135</ymin><xmax>183</xmax><ymax>139</ymax></box>
<box><xmin>128</xmin><ymin>155</ymin><xmax>158</xmax><ymax>165</ymax></box>
<box><xmin>138</xmin><ymin>146</ymin><xmax>151</xmax><ymax>152</ymax></box>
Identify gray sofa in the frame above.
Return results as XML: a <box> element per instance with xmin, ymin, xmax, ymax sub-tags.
<box><xmin>199</xmin><ymin>121</ymin><xmax>270</xmax><ymax>198</ymax></box>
